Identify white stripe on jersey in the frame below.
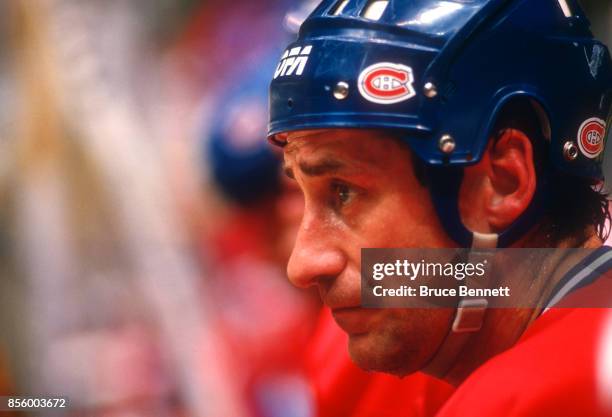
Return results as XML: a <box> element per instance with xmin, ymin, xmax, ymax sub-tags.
<box><xmin>543</xmin><ymin>249</ymin><xmax>612</xmax><ymax>313</ymax></box>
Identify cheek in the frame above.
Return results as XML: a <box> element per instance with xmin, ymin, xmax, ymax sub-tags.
<box><xmin>331</xmin><ymin>186</ymin><xmax>453</xmax><ymax>305</ymax></box>
<box><xmin>357</xmin><ymin>188</ymin><xmax>450</xmax><ymax>248</ymax></box>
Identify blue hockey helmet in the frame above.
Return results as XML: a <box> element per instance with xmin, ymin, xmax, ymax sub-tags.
<box><xmin>267</xmin><ymin>0</ymin><xmax>612</xmax><ymax>247</ymax></box>
<box><xmin>207</xmin><ymin>52</ymin><xmax>284</xmax><ymax>205</ymax></box>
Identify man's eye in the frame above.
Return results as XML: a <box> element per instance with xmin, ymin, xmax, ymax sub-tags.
<box><xmin>331</xmin><ymin>182</ymin><xmax>354</xmax><ymax>206</ymax></box>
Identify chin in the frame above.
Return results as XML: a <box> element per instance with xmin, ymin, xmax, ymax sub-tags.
<box><xmin>346</xmin><ymin>328</ymin><xmax>424</xmax><ymax>377</ymax></box>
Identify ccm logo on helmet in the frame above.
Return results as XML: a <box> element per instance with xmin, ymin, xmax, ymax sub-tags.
<box><xmin>577</xmin><ymin>117</ymin><xmax>606</xmax><ymax>159</ymax></box>
<box><xmin>274</xmin><ymin>45</ymin><xmax>312</xmax><ymax>79</ymax></box>
<box><xmin>358</xmin><ymin>62</ymin><xmax>416</xmax><ymax>105</ymax></box>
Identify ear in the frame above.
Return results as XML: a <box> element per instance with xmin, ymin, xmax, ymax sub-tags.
<box><xmin>460</xmin><ymin>129</ymin><xmax>536</xmax><ymax>233</ymax></box>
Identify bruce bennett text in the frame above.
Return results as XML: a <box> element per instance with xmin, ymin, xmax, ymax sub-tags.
<box><xmin>372</xmin><ymin>285</ymin><xmax>511</xmax><ymax>298</ymax></box>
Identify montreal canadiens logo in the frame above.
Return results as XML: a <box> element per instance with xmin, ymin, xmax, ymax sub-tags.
<box><xmin>358</xmin><ymin>62</ymin><xmax>416</xmax><ymax>104</ymax></box>
<box><xmin>577</xmin><ymin>117</ymin><xmax>606</xmax><ymax>159</ymax></box>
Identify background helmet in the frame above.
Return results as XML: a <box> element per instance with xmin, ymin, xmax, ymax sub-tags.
<box><xmin>268</xmin><ymin>0</ymin><xmax>612</xmax><ymax>247</ymax></box>
<box><xmin>207</xmin><ymin>51</ymin><xmax>283</xmax><ymax>205</ymax></box>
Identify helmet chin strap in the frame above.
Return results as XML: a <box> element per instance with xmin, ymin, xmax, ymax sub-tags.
<box><xmin>451</xmin><ymin>232</ymin><xmax>496</xmax><ymax>333</ymax></box>
<box><xmin>421</xmin><ymin>231</ymin><xmax>494</xmax><ymax>378</ymax></box>
<box><xmin>422</xmin><ymin>165</ymin><xmax>546</xmax><ymax>377</ymax></box>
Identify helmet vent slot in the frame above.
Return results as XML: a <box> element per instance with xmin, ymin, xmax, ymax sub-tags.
<box><xmin>331</xmin><ymin>0</ymin><xmax>350</xmax><ymax>16</ymax></box>
<box><xmin>361</xmin><ymin>0</ymin><xmax>389</xmax><ymax>20</ymax></box>
<box><xmin>556</xmin><ymin>0</ymin><xmax>573</xmax><ymax>17</ymax></box>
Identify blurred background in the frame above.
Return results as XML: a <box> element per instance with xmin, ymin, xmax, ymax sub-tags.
<box><xmin>0</xmin><ymin>1</ymin><xmax>608</xmax><ymax>416</ymax></box>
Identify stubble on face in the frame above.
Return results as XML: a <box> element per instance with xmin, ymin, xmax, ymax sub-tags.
<box><xmin>346</xmin><ymin>307</ymin><xmax>454</xmax><ymax>376</ymax></box>
<box><xmin>283</xmin><ymin>129</ymin><xmax>455</xmax><ymax>375</ymax></box>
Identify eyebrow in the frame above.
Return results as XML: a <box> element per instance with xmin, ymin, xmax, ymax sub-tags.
<box><xmin>284</xmin><ymin>158</ymin><xmax>346</xmax><ymax>179</ymax></box>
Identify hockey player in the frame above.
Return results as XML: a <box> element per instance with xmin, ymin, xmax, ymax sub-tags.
<box><xmin>268</xmin><ymin>0</ymin><xmax>612</xmax><ymax>415</ymax></box>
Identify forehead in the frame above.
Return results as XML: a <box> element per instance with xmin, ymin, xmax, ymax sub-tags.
<box><xmin>283</xmin><ymin>129</ymin><xmax>408</xmax><ymax>167</ymax></box>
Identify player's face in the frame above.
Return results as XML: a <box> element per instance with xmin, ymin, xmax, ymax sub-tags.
<box><xmin>282</xmin><ymin>129</ymin><xmax>455</xmax><ymax>375</ymax></box>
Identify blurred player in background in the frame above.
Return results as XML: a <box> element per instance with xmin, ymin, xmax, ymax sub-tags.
<box><xmin>202</xmin><ymin>51</ymin><xmax>319</xmax><ymax>417</ymax></box>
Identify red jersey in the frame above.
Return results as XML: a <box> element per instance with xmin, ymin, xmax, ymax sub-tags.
<box><xmin>437</xmin><ymin>308</ymin><xmax>612</xmax><ymax>417</ymax></box>
<box><xmin>438</xmin><ymin>247</ymin><xmax>612</xmax><ymax>417</ymax></box>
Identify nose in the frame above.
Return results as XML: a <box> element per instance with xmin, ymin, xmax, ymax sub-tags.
<box><xmin>287</xmin><ymin>210</ymin><xmax>346</xmax><ymax>289</ymax></box>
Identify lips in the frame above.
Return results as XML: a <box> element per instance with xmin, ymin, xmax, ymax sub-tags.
<box><xmin>318</xmin><ymin>277</ymin><xmax>365</xmax><ymax>333</ymax></box>
<box><xmin>331</xmin><ymin>307</ymin><xmax>373</xmax><ymax>335</ymax></box>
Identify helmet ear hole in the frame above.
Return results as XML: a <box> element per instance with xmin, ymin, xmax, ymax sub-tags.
<box><xmin>491</xmin><ymin>98</ymin><xmax>550</xmax><ymax>144</ymax></box>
